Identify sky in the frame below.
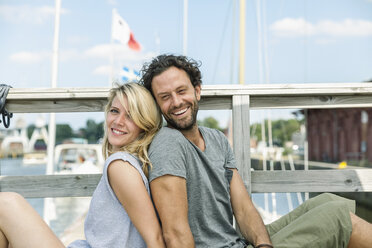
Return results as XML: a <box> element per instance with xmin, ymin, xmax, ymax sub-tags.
<box><xmin>0</xmin><ymin>0</ymin><xmax>371</xmax><ymax>131</ymax></box>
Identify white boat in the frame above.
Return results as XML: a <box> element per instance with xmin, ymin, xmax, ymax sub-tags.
<box><xmin>23</xmin><ymin>152</ymin><xmax>48</xmax><ymax>165</ymax></box>
<box><xmin>54</xmin><ymin>144</ymin><xmax>104</xmax><ymax>174</ymax></box>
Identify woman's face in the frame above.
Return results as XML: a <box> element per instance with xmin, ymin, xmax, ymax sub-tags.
<box><xmin>106</xmin><ymin>95</ymin><xmax>143</xmax><ymax>152</ymax></box>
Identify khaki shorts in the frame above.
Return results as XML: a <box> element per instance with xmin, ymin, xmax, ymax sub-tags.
<box><xmin>247</xmin><ymin>193</ymin><xmax>355</xmax><ymax>248</ymax></box>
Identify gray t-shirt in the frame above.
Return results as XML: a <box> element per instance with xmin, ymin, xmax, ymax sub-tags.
<box><xmin>68</xmin><ymin>152</ymin><xmax>148</xmax><ymax>248</ymax></box>
<box><xmin>149</xmin><ymin>126</ymin><xmax>248</xmax><ymax>248</ymax></box>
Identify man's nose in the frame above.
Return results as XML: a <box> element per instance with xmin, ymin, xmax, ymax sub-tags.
<box><xmin>172</xmin><ymin>95</ymin><xmax>182</xmax><ymax>107</ymax></box>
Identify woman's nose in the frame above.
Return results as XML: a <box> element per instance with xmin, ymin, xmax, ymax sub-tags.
<box><xmin>114</xmin><ymin>113</ymin><xmax>126</xmax><ymax>125</ymax></box>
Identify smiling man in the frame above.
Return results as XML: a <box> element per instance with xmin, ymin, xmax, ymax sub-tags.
<box><xmin>140</xmin><ymin>54</ymin><xmax>372</xmax><ymax>248</ymax></box>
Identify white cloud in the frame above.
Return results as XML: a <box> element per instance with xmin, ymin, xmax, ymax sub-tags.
<box><xmin>318</xmin><ymin>19</ymin><xmax>372</xmax><ymax>36</ymax></box>
<box><xmin>314</xmin><ymin>38</ymin><xmax>337</xmax><ymax>45</ymax></box>
<box><xmin>106</xmin><ymin>0</ymin><xmax>118</xmax><ymax>5</ymax></box>
<box><xmin>271</xmin><ymin>18</ymin><xmax>372</xmax><ymax>37</ymax></box>
<box><xmin>88</xmin><ymin>44</ymin><xmax>156</xmax><ymax>77</ymax></box>
<box><xmin>270</xmin><ymin>18</ymin><xmax>316</xmax><ymax>37</ymax></box>
<box><xmin>0</xmin><ymin>4</ymin><xmax>69</xmax><ymax>24</ymax></box>
<box><xmin>10</xmin><ymin>51</ymin><xmax>50</xmax><ymax>64</ymax></box>
<box><xmin>9</xmin><ymin>49</ymin><xmax>80</xmax><ymax>64</ymax></box>
<box><xmin>93</xmin><ymin>65</ymin><xmax>111</xmax><ymax>76</ymax></box>
<box><xmin>59</xmin><ymin>49</ymin><xmax>81</xmax><ymax>62</ymax></box>
<box><xmin>85</xmin><ymin>43</ymin><xmax>155</xmax><ymax>61</ymax></box>
<box><xmin>66</xmin><ymin>35</ymin><xmax>90</xmax><ymax>45</ymax></box>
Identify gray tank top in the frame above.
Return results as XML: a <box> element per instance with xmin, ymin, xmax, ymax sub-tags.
<box><xmin>68</xmin><ymin>152</ymin><xmax>149</xmax><ymax>248</ymax></box>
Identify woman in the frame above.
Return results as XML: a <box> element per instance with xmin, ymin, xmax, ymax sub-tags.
<box><xmin>0</xmin><ymin>83</ymin><xmax>165</xmax><ymax>248</ymax></box>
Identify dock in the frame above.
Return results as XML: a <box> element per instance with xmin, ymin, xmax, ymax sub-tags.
<box><xmin>2</xmin><ymin>83</ymin><xmax>372</xmax><ymax>237</ymax></box>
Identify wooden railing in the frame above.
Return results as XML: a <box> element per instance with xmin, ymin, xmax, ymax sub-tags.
<box><xmin>3</xmin><ymin>83</ymin><xmax>372</xmax><ymax>197</ymax></box>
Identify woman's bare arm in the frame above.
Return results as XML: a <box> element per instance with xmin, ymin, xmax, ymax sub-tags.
<box><xmin>108</xmin><ymin>160</ymin><xmax>166</xmax><ymax>248</ymax></box>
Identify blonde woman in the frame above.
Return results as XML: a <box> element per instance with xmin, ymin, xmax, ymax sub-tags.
<box><xmin>0</xmin><ymin>83</ymin><xmax>165</xmax><ymax>248</ymax></box>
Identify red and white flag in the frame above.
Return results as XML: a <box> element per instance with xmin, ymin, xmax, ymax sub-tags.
<box><xmin>111</xmin><ymin>9</ymin><xmax>141</xmax><ymax>51</ymax></box>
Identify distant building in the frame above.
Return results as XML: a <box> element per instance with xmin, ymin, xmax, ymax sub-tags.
<box><xmin>307</xmin><ymin>108</ymin><xmax>371</xmax><ymax>163</ymax></box>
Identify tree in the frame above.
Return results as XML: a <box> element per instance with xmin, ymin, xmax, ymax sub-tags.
<box><xmin>250</xmin><ymin>118</ymin><xmax>304</xmax><ymax>147</ymax></box>
<box><xmin>198</xmin><ymin>116</ymin><xmax>223</xmax><ymax>132</ymax></box>
<box><xmin>56</xmin><ymin>124</ymin><xmax>74</xmax><ymax>144</ymax></box>
<box><xmin>79</xmin><ymin>119</ymin><xmax>104</xmax><ymax>144</ymax></box>
<box><xmin>27</xmin><ymin>124</ymin><xmax>36</xmax><ymax>139</ymax></box>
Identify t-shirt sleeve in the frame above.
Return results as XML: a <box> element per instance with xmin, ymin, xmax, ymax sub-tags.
<box><xmin>148</xmin><ymin>128</ymin><xmax>188</xmax><ymax>182</ymax></box>
<box><xmin>103</xmin><ymin>152</ymin><xmax>149</xmax><ymax>201</ymax></box>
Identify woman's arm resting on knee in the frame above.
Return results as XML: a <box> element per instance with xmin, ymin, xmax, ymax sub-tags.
<box><xmin>108</xmin><ymin>160</ymin><xmax>166</xmax><ymax>248</ymax></box>
<box><xmin>229</xmin><ymin>169</ymin><xmax>272</xmax><ymax>247</ymax></box>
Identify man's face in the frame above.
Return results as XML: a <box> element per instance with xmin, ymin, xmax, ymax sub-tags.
<box><xmin>151</xmin><ymin>66</ymin><xmax>201</xmax><ymax>130</ymax></box>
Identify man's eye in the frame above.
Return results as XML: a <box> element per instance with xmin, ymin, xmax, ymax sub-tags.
<box><xmin>161</xmin><ymin>95</ymin><xmax>170</xmax><ymax>100</ymax></box>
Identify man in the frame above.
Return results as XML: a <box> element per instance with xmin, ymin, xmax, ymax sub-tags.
<box><xmin>140</xmin><ymin>54</ymin><xmax>372</xmax><ymax>248</ymax></box>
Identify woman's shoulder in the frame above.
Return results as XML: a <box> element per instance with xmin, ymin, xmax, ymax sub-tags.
<box><xmin>105</xmin><ymin>152</ymin><xmax>148</xmax><ymax>186</ymax></box>
<box><xmin>106</xmin><ymin>151</ymin><xmax>140</xmax><ymax>164</ymax></box>
<box><xmin>105</xmin><ymin>152</ymin><xmax>142</xmax><ymax>173</ymax></box>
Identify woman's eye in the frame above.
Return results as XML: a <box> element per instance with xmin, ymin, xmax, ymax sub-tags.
<box><xmin>110</xmin><ymin>108</ymin><xmax>119</xmax><ymax>113</ymax></box>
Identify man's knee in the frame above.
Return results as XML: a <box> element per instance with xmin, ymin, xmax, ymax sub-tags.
<box><xmin>312</xmin><ymin>193</ymin><xmax>343</xmax><ymax>203</ymax></box>
<box><xmin>305</xmin><ymin>193</ymin><xmax>352</xmax><ymax>209</ymax></box>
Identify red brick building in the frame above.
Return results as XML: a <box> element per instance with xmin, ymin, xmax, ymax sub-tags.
<box><xmin>307</xmin><ymin>108</ymin><xmax>371</xmax><ymax>163</ymax></box>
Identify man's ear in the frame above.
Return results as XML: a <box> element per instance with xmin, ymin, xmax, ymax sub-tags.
<box><xmin>195</xmin><ymin>84</ymin><xmax>201</xmax><ymax>101</ymax></box>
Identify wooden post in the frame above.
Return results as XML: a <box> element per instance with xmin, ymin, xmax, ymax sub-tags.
<box><xmin>232</xmin><ymin>94</ymin><xmax>251</xmax><ymax>193</ymax></box>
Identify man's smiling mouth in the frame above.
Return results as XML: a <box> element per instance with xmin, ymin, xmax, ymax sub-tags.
<box><xmin>173</xmin><ymin>107</ymin><xmax>189</xmax><ymax>116</ymax></box>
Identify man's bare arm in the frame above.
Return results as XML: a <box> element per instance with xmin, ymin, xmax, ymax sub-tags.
<box><xmin>229</xmin><ymin>169</ymin><xmax>272</xmax><ymax>247</ymax></box>
<box><xmin>150</xmin><ymin>175</ymin><xmax>195</xmax><ymax>248</ymax></box>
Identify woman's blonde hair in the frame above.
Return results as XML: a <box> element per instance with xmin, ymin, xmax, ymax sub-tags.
<box><xmin>102</xmin><ymin>82</ymin><xmax>162</xmax><ymax>177</ymax></box>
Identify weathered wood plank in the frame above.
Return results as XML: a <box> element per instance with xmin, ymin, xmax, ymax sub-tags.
<box><xmin>7</xmin><ymin>99</ymin><xmax>107</xmax><ymax>113</ymax></box>
<box><xmin>250</xmin><ymin>169</ymin><xmax>372</xmax><ymax>193</ymax></box>
<box><xmin>250</xmin><ymin>95</ymin><xmax>372</xmax><ymax>109</ymax></box>
<box><xmin>0</xmin><ymin>174</ymin><xmax>101</xmax><ymax>198</ymax></box>
<box><xmin>2</xmin><ymin>170</ymin><xmax>370</xmax><ymax>198</ymax></box>
<box><xmin>9</xmin><ymin>84</ymin><xmax>372</xmax><ymax>100</ymax></box>
<box><xmin>7</xmin><ymin>84</ymin><xmax>372</xmax><ymax>113</ymax></box>
<box><xmin>8</xmin><ymin>95</ymin><xmax>372</xmax><ymax>113</ymax></box>
<box><xmin>201</xmin><ymin>83</ymin><xmax>372</xmax><ymax>96</ymax></box>
<box><xmin>232</xmin><ymin>95</ymin><xmax>251</xmax><ymax>193</ymax></box>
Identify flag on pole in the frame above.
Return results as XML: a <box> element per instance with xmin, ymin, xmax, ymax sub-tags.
<box><xmin>121</xmin><ymin>67</ymin><xmax>140</xmax><ymax>82</ymax></box>
<box><xmin>112</xmin><ymin>9</ymin><xmax>141</xmax><ymax>51</ymax></box>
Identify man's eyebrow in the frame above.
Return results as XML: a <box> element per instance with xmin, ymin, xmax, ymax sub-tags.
<box><xmin>156</xmin><ymin>91</ymin><xmax>168</xmax><ymax>97</ymax></box>
<box><xmin>156</xmin><ymin>86</ymin><xmax>186</xmax><ymax>97</ymax></box>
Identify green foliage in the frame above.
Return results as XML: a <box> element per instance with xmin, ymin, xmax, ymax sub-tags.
<box><xmin>198</xmin><ymin>116</ymin><xmax>223</xmax><ymax>131</ymax></box>
<box><xmin>27</xmin><ymin>124</ymin><xmax>36</xmax><ymax>139</ymax></box>
<box><xmin>56</xmin><ymin>124</ymin><xmax>74</xmax><ymax>144</ymax></box>
<box><xmin>26</xmin><ymin>119</ymin><xmax>104</xmax><ymax>144</ymax></box>
<box><xmin>250</xmin><ymin>118</ymin><xmax>303</xmax><ymax>146</ymax></box>
<box><xmin>78</xmin><ymin>119</ymin><xmax>104</xmax><ymax>144</ymax></box>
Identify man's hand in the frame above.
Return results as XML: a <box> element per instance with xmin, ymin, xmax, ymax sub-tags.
<box><xmin>150</xmin><ymin>175</ymin><xmax>195</xmax><ymax>248</ymax></box>
<box><xmin>229</xmin><ymin>169</ymin><xmax>272</xmax><ymax>247</ymax></box>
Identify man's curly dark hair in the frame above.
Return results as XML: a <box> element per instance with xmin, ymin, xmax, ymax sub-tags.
<box><xmin>140</xmin><ymin>54</ymin><xmax>202</xmax><ymax>96</ymax></box>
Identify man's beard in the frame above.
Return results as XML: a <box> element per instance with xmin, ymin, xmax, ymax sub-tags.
<box><xmin>165</xmin><ymin>100</ymin><xmax>199</xmax><ymax>131</ymax></box>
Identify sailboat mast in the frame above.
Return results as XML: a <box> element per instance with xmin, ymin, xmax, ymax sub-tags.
<box><xmin>46</xmin><ymin>0</ymin><xmax>61</xmax><ymax>176</ymax></box>
<box><xmin>183</xmin><ymin>0</ymin><xmax>188</xmax><ymax>56</ymax></box>
<box><xmin>239</xmin><ymin>0</ymin><xmax>245</xmax><ymax>85</ymax></box>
